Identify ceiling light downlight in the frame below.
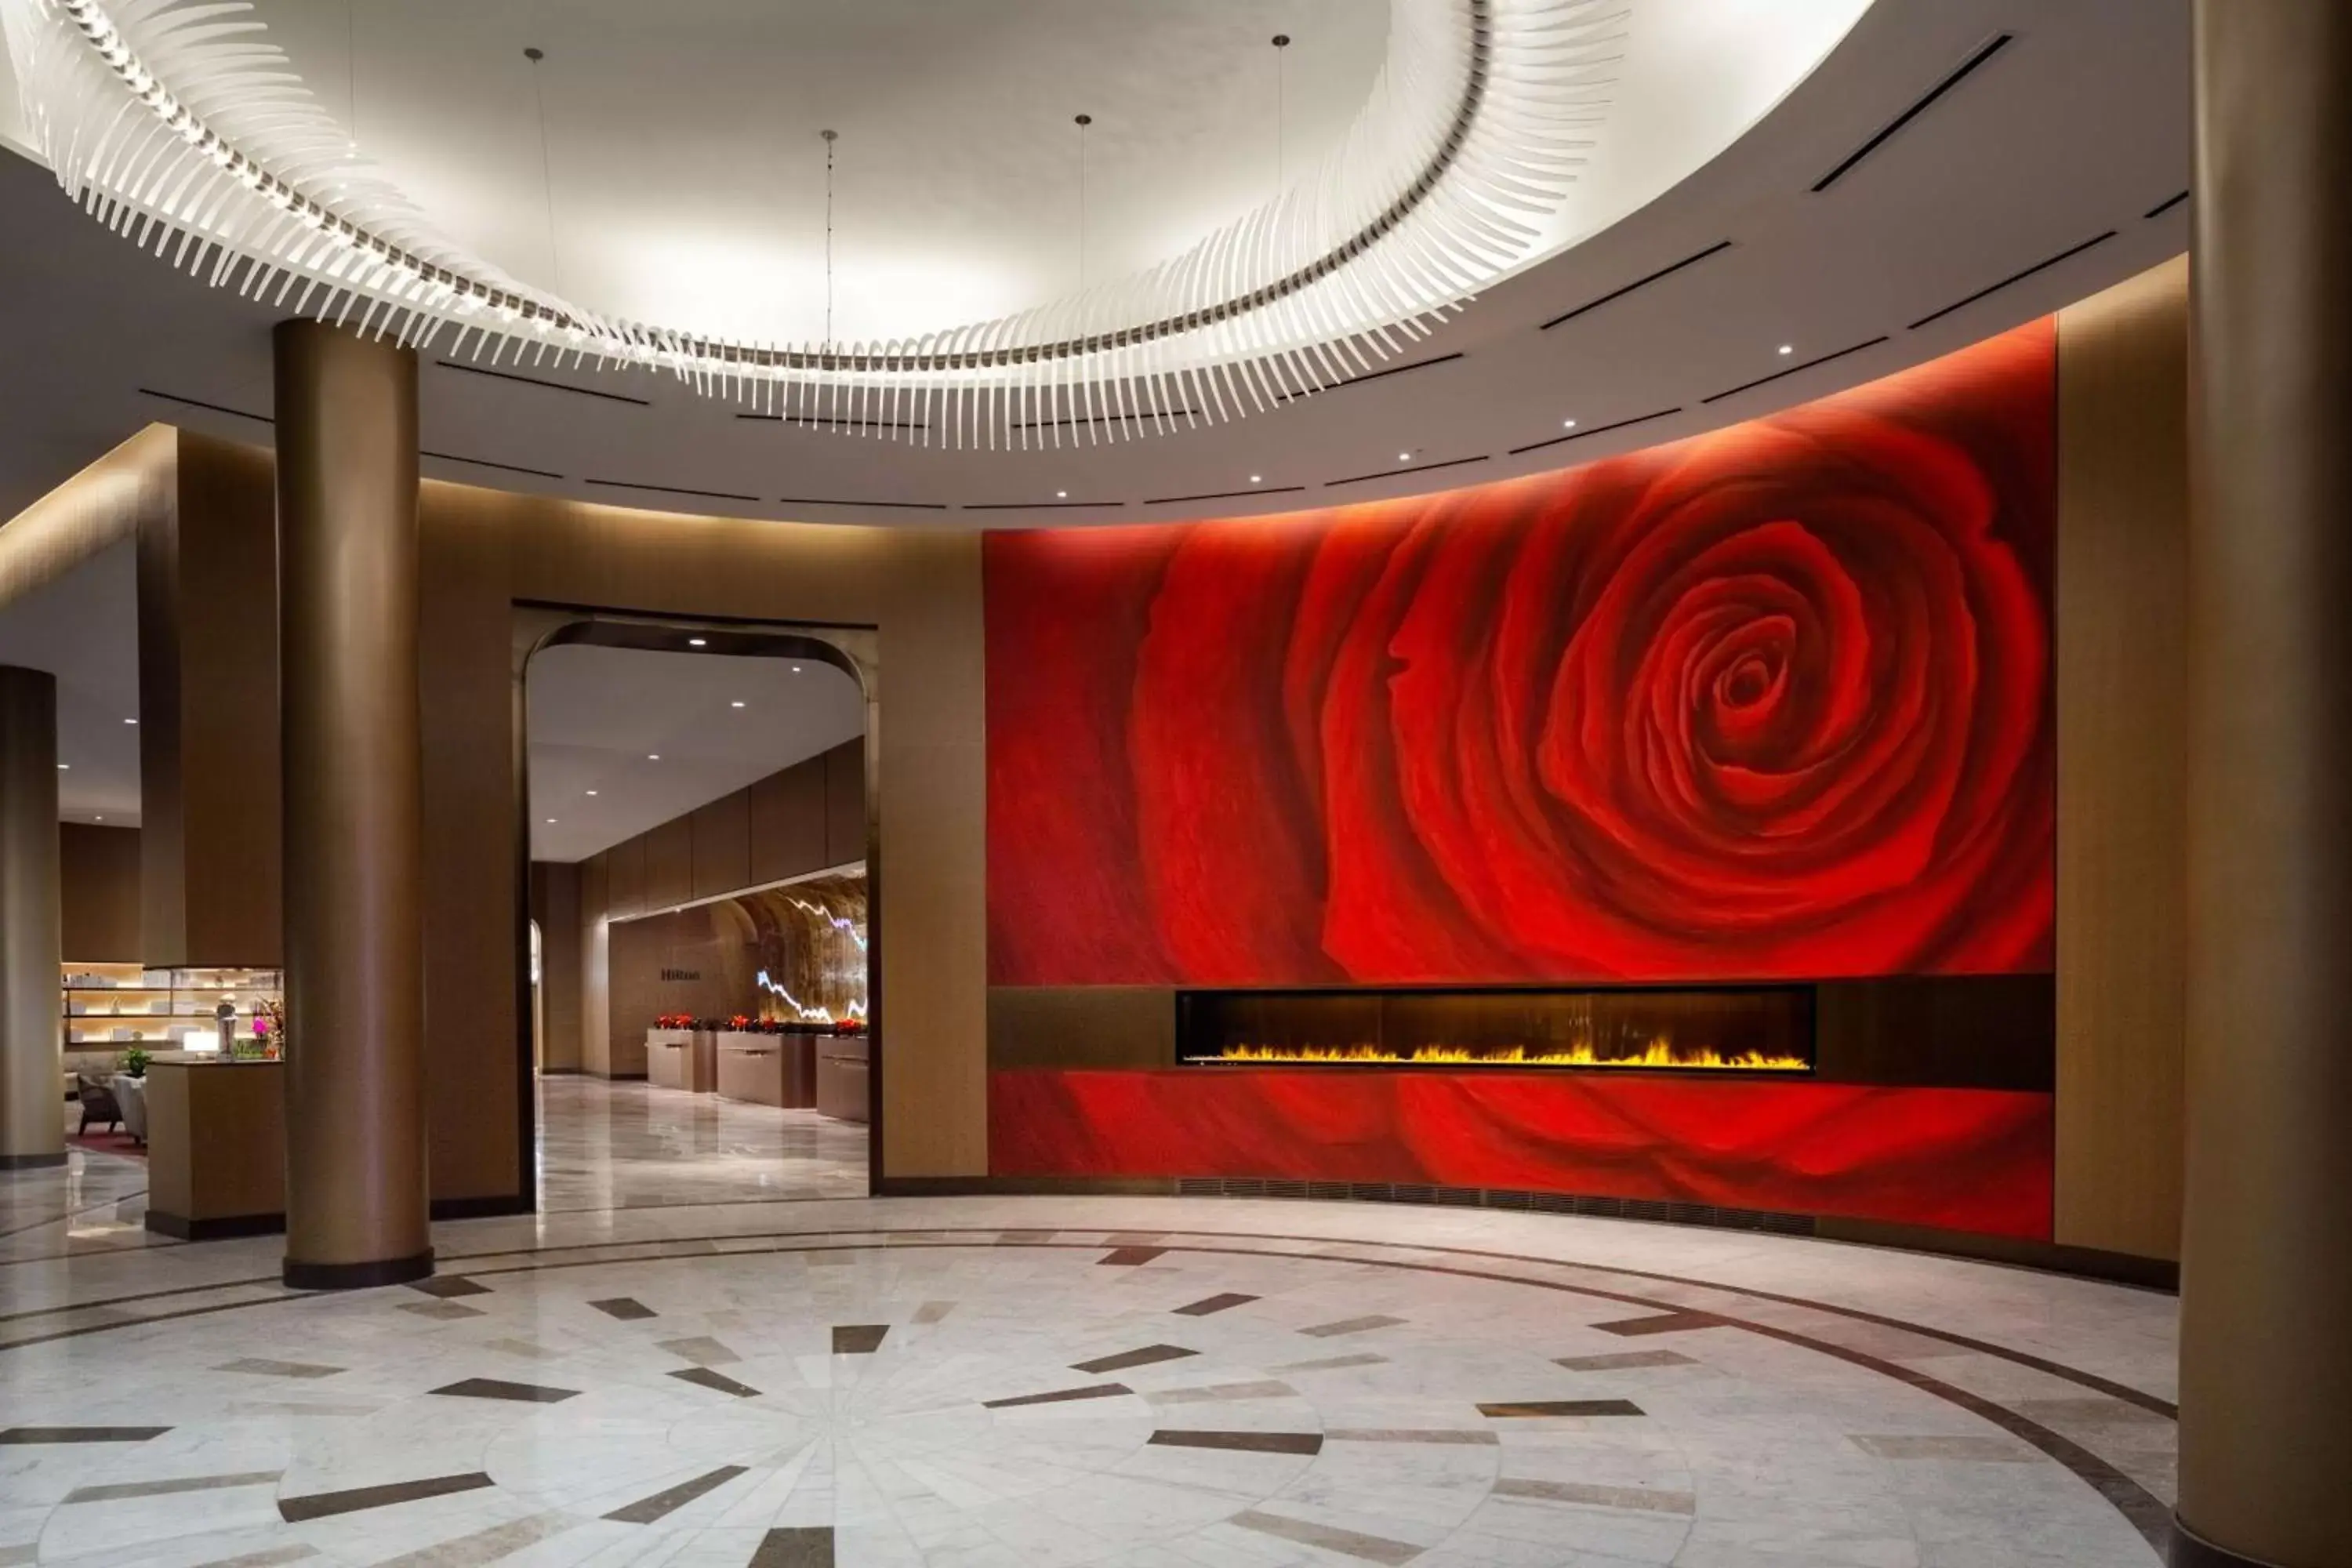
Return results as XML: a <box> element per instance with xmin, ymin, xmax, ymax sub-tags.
<box><xmin>3</xmin><ymin>0</ymin><xmax>1630</xmax><ymax>452</ymax></box>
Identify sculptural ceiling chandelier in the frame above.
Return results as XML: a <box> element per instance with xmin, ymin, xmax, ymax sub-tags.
<box><xmin>2</xmin><ymin>0</ymin><xmax>1630</xmax><ymax>448</ymax></box>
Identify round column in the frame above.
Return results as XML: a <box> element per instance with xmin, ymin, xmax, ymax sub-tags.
<box><xmin>0</xmin><ymin>666</ymin><xmax>64</xmax><ymax>1171</ymax></box>
<box><xmin>2180</xmin><ymin>2</ymin><xmax>2352</xmax><ymax>1563</ymax></box>
<box><xmin>274</xmin><ymin>321</ymin><xmax>431</xmax><ymax>1288</ymax></box>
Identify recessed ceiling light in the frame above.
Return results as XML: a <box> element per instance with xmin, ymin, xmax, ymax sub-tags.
<box><xmin>56</xmin><ymin>763</ymin><xmax>67</xmax><ymax>770</ymax></box>
<box><xmin>1055</xmin><ymin>490</ymin><xmax>1068</xmax><ymax>499</ymax></box>
<box><xmin>647</xmin><ymin>753</ymin><xmax>660</xmax><ymax>761</ymax></box>
<box><xmin>586</xmin><ymin>789</ymin><xmax>599</xmax><ymax>797</ymax></box>
<box><xmin>93</xmin><ymin>815</ymin><xmax>103</xmax><ymax>821</ymax></box>
<box><xmin>1777</xmin><ymin>343</ymin><xmax>1794</xmax><ymax>355</ymax></box>
<box><xmin>688</xmin><ymin>637</ymin><xmax>707</xmax><ymax>647</ymax></box>
<box><xmin>123</xmin><ymin>717</ymin><xmax>138</xmax><ymax>725</ymax></box>
<box><xmin>545</xmin><ymin>817</ymin><xmax>557</xmax><ymax>825</ymax></box>
<box><xmin>791</xmin><ymin>665</ymin><xmax>802</xmax><ymax>673</ymax></box>
<box><xmin>1250</xmin><ymin>474</ymin><xmax>1262</xmax><ymax>484</ymax></box>
<box><xmin>1398</xmin><ymin>452</ymin><xmax>1411</xmax><ymax>462</ymax></box>
<box><xmin>1563</xmin><ymin>419</ymin><xmax>1577</xmax><ymax>429</ymax></box>
<box><xmin>731</xmin><ymin>700</ymin><xmax>746</xmax><ymax>709</ymax></box>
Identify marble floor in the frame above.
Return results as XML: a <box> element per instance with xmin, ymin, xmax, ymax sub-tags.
<box><xmin>0</xmin><ymin>1086</ymin><xmax>2179</xmax><ymax>1567</ymax></box>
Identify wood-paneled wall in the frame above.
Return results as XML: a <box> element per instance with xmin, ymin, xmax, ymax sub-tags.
<box><xmin>60</xmin><ymin>823</ymin><xmax>140</xmax><ymax>961</ymax></box>
<box><xmin>528</xmin><ymin>861</ymin><xmax>582</xmax><ymax>1073</ymax></box>
<box><xmin>575</xmin><ymin>739</ymin><xmax>866</xmax><ymax>1073</ymax></box>
<box><xmin>2054</xmin><ymin>256</ymin><xmax>2190</xmax><ymax>1261</ymax></box>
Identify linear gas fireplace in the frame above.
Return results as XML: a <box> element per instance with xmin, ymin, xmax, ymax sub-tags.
<box><xmin>1176</xmin><ymin>986</ymin><xmax>1814</xmax><ymax>1073</ymax></box>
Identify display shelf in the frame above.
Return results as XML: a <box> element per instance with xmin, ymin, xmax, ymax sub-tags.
<box><xmin>60</xmin><ymin>964</ymin><xmax>283</xmax><ymax>1053</ymax></box>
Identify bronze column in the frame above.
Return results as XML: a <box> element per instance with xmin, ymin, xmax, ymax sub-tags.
<box><xmin>274</xmin><ymin>321</ymin><xmax>431</xmax><ymax>1288</ymax></box>
<box><xmin>0</xmin><ymin>666</ymin><xmax>64</xmax><ymax>1171</ymax></box>
<box><xmin>2180</xmin><ymin>2</ymin><xmax>2352</xmax><ymax>1563</ymax></box>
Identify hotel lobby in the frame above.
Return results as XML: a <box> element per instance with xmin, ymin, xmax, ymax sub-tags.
<box><xmin>0</xmin><ymin>2</ymin><xmax>2342</xmax><ymax>1565</ymax></box>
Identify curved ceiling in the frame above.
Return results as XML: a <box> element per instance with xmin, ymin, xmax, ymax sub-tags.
<box><xmin>0</xmin><ymin>0</ymin><xmax>2189</xmax><ymax>529</ymax></box>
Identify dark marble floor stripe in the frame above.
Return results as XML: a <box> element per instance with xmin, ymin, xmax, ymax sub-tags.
<box><xmin>1149</xmin><ymin>1429</ymin><xmax>1323</xmax><ymax>1456</ymax></box>
<box><xmin>1588</xmin><ymin>1310</ymin><xmax>1726</xmax><ymax>1337</ymax></box>
<box><xmin>1173</xmin><ymin>1293</ymin><xmax>1258</xmax><ymax>1316</ymax></box>
<box><xmin>405</xmin><ymin>1276</ymin><xmax>490</xmax><ymax>1299</ymax></box>
<box><xmin>983</xmin><ymin>1382</ymin><xmax>1134</xmax><ymax>1410</ymax></box>
<box><xmin>1299</xmin><ymin>1314</ymin><xmax>1407</xmax><ymax>1338</ymax></box>
<box><xmin>1556</xmin><ymin>1349</ymin><xmax>1697</xmax><ymax>1372</ymax></box>
<box><xmin>1230</xmin><ymin>1508</ymin><xmax>1420</xmax><ymax>1566</ymax></box>
<box><xmin>0</xmin><ymin>1426</ymin><xmax>169</xmax><ymax>1444</ymax></box>
<box><xmin>278</xmin><ymin>1471</ymin><xmax>494</xmax><ymax>1522</ymax></box>
<box><xmin>1098</xmin><ymin>1247</ymin><xmax>1165</xmax><ymax>1265</ymax></box>
<box><xmin>750</xmin><ymin>1525</ymin><xmax>834</xmax><ymax>1566</ymax></box>
<box><xmin>1479</xmin><ymin>1399</ymin><xmax>1646</xmax><ymax>1418</ymax></box>
<box><xmin>429</xmin><ymin>1377</ymin><xmax>579</xmax><ymax>1404</ymax></box>
<box><xmin>1073</xmin><ymin>1344</ymin><xmax>1197</xmax><ymax>1375</ymax></box>
<box><xmin>214</xmin><ymin>1359</ymin><xmax>345</xmax><ymax>1380</ymax></box>
<box><xmin>589</xmin><ymin>1297</ymin><xmax>657</xmax><ymax>1320</ymax></box>
<box><xmin>66</xmin><ymin>1470</ymin><xmax>282</xmax><ymax>1503</ymax></box>
<box><xmin>397</xmin><ymin>1300</ymin><xmax>484</xmax><ymax>1321</ymax></box>
<box><xmin>604</xmin><ymin>1465</ymin><xmax>748</xmax><ymax>1523</ymax></box>
<box><xmin>831</xmin><ymin>1324</ymin><xmax>888</xmax><ymax>1354</ymax></box>
<box><xmin>669</xmin><ymin>1367</ymin><xmax>761</xmax><ymax>1398</ymax></box>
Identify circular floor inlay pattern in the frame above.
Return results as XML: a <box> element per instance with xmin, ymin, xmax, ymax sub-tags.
<box><xmin>0</xmin><ymin>1235</ymin><xmax>2167</xmax><ymax>1566</ymax></box>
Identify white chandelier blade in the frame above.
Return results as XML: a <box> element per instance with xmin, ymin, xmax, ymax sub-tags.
<box><xmin>1</xmin><ymin>0</ymin><xmax>1629</xmax><ymax>450</ymax></box>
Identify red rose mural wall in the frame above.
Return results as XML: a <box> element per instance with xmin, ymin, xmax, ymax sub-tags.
<box><xmin>986</xmin><ymin>323</ymin><xmax>2056</xmax><ymax>985</ymax></box>
<box><xmin>983</xmin><ymin>322</ymin><xmax>2060</xmax><ymax>1238</ymax></box>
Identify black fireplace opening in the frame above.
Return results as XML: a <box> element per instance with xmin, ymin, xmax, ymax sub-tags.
<box><xmin>1175</xmin><ymin>986</ymin><xmax>1817</xmax><ymax>1073</ymax></box>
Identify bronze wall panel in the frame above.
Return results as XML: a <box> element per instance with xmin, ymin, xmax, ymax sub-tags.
<box><xmin>2054</xmin><ymin>257</ymin><xmax>2189</xmax><ymax>1261</ymax></box>
<box><xmin>691</xmin><ymin>789</ymin><xmax>751</xmax><ymax>900</ymax></box>
<box><xmin>751</xmin><ymin>760</ymin><xmax>826</xmax><ymax>883</ymax></box>
<box><xmin>645</xmin><ymin>815</ymin><xmax>693</xmax><ymax>909</ymax></box>
<box><xmin>60</xmin><ymin>823</ymin><xmax>141</xmax><ymax>962</ymax></box>
<box><xmin>824</xmin><ymin>739</ymin><xmax>866</xmax><ymax>868</ymax></box>
<box><xmin>607</xmin><ymin>833</ymin><xmax>648</xmax><ymax>919</ymax></box>
<box><xmin>989</xmin><ymin>986</ymin><xmax>1176</xmax><ymax>1069</ymax></box>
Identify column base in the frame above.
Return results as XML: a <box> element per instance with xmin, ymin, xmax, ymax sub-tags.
<box><xmin>0</xmin><ymin>1150</ymin><xmax>68</xmax><ymax>1170</ymax></box>
<box><xmin>282</xmin><ymin>1249</ymin><xmax>434</xmax><ymax>1291</ymax></box>
<box><xmin>2171</xmin><ymin>1516</ymin><xmax>2289</xmax><ymax>1568</ymax></box>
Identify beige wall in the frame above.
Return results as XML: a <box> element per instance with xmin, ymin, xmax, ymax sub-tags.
<box><xmin>2054</xmin><ymin>256</ymin><xmax>2190</xmax><ymax>1261</ymax></box>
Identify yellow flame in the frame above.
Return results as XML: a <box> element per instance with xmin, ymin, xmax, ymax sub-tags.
<box><xmin>1209</xmin><ymin>1040</ymin><xmax>1807</xmax><ymax>1071</ymax></box>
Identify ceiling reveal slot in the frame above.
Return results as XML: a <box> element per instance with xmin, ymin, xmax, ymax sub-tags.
<box><xmin>1145</xmin><ymin>485</ymin><xmax>1311</xmax><ymax>506</ymax></box>
<box><xmin>423</xmin><ymin>450</ymin><xmax>563</xmax><ymax>480</ymax></box>
<box><xmin>2145</xmin><ymin>190</ymin><xmax>2190</xmax><ymax>220</ymax></box>
<box><xmin>1328</xmin><ymin>352</ymin><xmax>1465</xmax><ymax>389</ymax></box>
<box><xmin>437</xmin><ymin>360</ymin><xmax>652</xmax><ymax>406</ymax></box>
<box><xmin>1540</xmin><ymin>241</ymin><xmax>1733</xmax><ymax>332</ymax></box>
<box><xmin>1812</xmin><ymin>33</ymin><xmax>2014</xmax><ymax>194</ymax></box>
<box><xmin>964</xmin><ymin>499</ymin><xmax>1126</xmax><ymax>511</ymax></box>
<box><xmin>1324</xmin><ymin>454</ymin><xmax>1490</xmax><ymax>488</ymax></box>
<box><xmin>583</xmin><ymin>478</ymin><xmax>760</xmax><ymax>503</ymax></box>
<box><xmin>1506</xmin><ymin>407</ymin><xmax>1682</xmax><ymax>457</ymax></box>
<box><xmin>771</xmin><ymin>497</ymin><xmax>951</xmax><ymax>511</ymax></box>
<box><xmin>139</xmin><ymin>387</ymin><xmax>270</xmax><ymax>423</ymax></box>
<box><xmin>1700</xmin><ymin>337</ymin><xmax>1890</xmax><ymax>405</ymax></box>
<box><xmin>1906</xmin><ymin>231</ymin><xmax>2118</xmax><ymax>331</ymax></box>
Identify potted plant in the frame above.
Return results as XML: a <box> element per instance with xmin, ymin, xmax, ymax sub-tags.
<box><xmin>120</xmin><ymin>1046</ymin><xmax>150</xmax><ymax>1079</ymax></box>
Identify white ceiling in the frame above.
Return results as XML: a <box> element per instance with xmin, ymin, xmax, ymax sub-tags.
<box><xmin>0</xmin><ymin>0</ymin><xmax>2188</xmax><ymax>529</ymax></box>
<box><xmin>527</xmin><ymin>644</ymin><xmax>863</xmax><ymax>863</ymax></box>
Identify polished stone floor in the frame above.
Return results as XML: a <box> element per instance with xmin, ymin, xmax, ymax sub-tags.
<box><xmin>0</xmin><ymin>1084</ymin><xmax>2178</xmax><ymax>1566</ymax></box>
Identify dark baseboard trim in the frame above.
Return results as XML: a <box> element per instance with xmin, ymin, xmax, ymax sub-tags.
<box><xmin>877</xmin><ymin>1174</ymin><xmax>2177</xmax><ymax>1288</ymax></box>
<box><xmin>284</xmin><ymin>1249</ymin><xmax>436</xmax><ymax>1291</ymax></box>
<box><xmin>145</xmin><ymin>1209</ymin><xmax>285</xmax><ymax>1241</ymax></box>
<box><xmin>430</xmin><ymin>1194</ymin><xmax>534</xmax><ymax>1221</ymax></box>
<box><xmin>0</xmin><ymin>1150</ymin><xmax>69</xmax><ymax>1170</ymax></box>
<box><xmin>2169</xmin><ymin>1517</ymin><xmax>2285</xmax><ymax>1567</ymax></box>
<box><xmin>536</xmin><ymin>1067</ymin><xmax>587</xmax><ymax>1077</ymax></box>
<box><xmin>1814</xmin><ymin>1218</ymin><xmax>2178</xmax><ymax>1291</ymax></box>
<box><xmin>585</xmin><ymin>1070</ymin><xmax>649</xmax><ymax>1082</ymax></box>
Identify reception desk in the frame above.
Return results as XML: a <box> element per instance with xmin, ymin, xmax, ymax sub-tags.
<box><xmin>715</xmin><ymin>1031</ymin><xmax>816</xmax><ymax>1108</ymax></box>
<box><xmin>143</xmin><ymin>1056</ymin><xmax>285</xmax><ymax>1239</ymax></box>
<box><xmin>647</xmin><ymin>1029</ymin><xmax>717</xmax><ymax>1093</ymax></box>
<box><xmin>817</xmin><ymin>1034</ymin><xmax>869</xmax><ymax>1123</ymax></box>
